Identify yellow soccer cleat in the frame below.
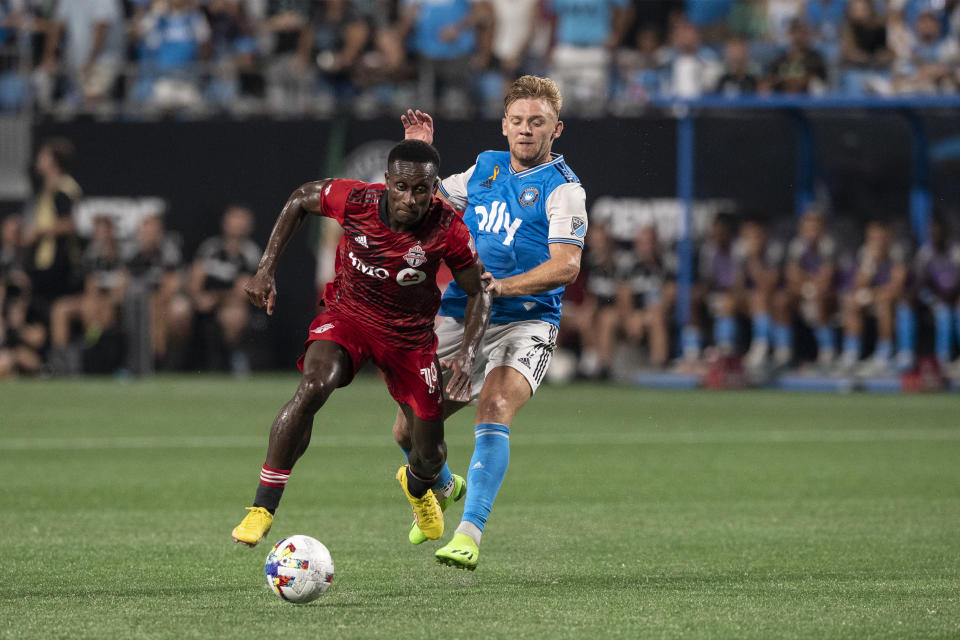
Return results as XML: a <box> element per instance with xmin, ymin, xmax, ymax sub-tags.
<box><xmin>435</xmin><ymin>533</ymin><xmax>479</xmax><ymax>571</ymax></box>
<box><xmin>396</xmin><ymin>466</ymin><xmax>443</xmax><ymax>540</ymax></box>
<box><xmin>409</xmin><ymin>473</ymin><xmax>466</xmax><ymax>545</ymax></box>
<box><xmin>231</xmin><ymin>506</ymin><xmax>273</xmax><ymax>547</ymax></box>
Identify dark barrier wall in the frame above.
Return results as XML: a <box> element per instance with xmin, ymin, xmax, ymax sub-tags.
<box><xmin>34</xmin><ymin>113</ymin><xmax>960</xmax><ymax>368</ymax></box>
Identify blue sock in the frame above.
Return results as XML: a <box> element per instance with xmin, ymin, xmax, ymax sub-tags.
<box><xmin>752</xmin><ymin>313</ymin><xmax>771</xmax><ymax>344</ymax></box>
<box><xmin>682</xmin><ymin>326</ymin><xmax>701</xmax><ymax>358</ymax></box>
<box><xmin>461</xmin><ymin>423</ymin><xmax>510</xmax><ymax>532</ymax></box>
<box><xmin>400</xmin><ymin>445</ymin><xmax>452</xmax><ymax>495</ymax></box>
<box><xmin>772</xmin><ymin>322</ymin><xmax>792</xmax><ymax>350</ymax></box>
<box><xmin>843</xmin><ymin>334</ymin><xmax>860</xmax><ymax>358</ymax></box>
<box><xmin>874</xmin><ymin>339</ymin><xmax>892</xmax><ymax>361</ymax></box>
<box><xmin>895</xmin><ymin>303</ymin><xmax>915</xmax><ymax>356</ymax></box>
<box><xmin>815</xmin><ymin>325</ymin><xmax>835</xmax><ymax>353</ymax></box>
<box><xmin>954</xmin><ymin>307</ymin><xmax>960</xmax><ymax>359</ymax></box>
<box><xmin>934</xmin><ymin>304</ymin><xmax>952</xmax><ymax>362</ymax></box>
<box><xmin>714</xmin><ymin>316</ymin><xmax>736</xmax><ymax>350</ymax></box>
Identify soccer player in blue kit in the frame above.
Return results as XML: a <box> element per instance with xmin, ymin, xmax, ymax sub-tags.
<box><xmin>394</xmin><ymin>75</ymin><xmax>588</xmax><ymax>570</ymax></box>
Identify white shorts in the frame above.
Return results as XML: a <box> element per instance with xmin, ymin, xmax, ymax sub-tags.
<box><xmin>435</xmin><ymin>316</ymin><xmax>558</xmax><ymax>403</ymax></box>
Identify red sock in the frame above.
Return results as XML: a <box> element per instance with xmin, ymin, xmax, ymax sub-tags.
<box><xmin>254</xmin><ymin>464</ymin><xmax>291</xmax><ymax>513</ymax></box>
<box><xmin>259</xmin><ymin>463</ymin><xmax>291</xmax><ymax>487</ymax></box>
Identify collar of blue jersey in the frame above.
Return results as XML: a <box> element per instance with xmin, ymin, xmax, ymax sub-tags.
<box><xmin>508</xmin><ymin>152</ymin><xmax>564</xmax><ymax>178</ymax></box>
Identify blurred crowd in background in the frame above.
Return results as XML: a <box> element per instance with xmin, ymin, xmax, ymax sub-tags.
<box><xmin>557</xmin><ymin>209</ymin><xmax>960</xmax><ymax>383</ymax></box>
<box><xmin>0</xmin><ymin>0</ymin><xmax>959</xmax><ymax>119</ymax></box>
<box><xmin>2</xmin><ymin>135</ymin><xmax>960</xmax><ymax>382</ymax></box>
<box><xmin>0</xmin><ymin>137</ymin><xmax>264</xmax><ymax>377</ymax></box>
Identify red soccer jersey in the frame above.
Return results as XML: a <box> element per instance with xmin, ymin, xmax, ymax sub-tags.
<box><xmin>317</xmin><ymin>179</ymin><xmax>477</xmax><ymax>350</ymax></box>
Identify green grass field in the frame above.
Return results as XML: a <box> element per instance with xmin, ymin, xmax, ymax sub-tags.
<box><xmin>2</xmin><ymin>376</ymin><xmax>959</xmax><ymax>639</ymax></box>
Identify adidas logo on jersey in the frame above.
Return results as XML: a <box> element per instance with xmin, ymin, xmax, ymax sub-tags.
<box><xmin>311</xmin><ymin>323</ymin><xmax>335</xmax><ymax>334</ymax></box>
<box><xmin>354</xmin><ymin>235</ymin><xmax>368</xmax><ymax>248</ymax></box>
<box><xmin>474</xmin><ymin>201</ymin><xmax>522</xmax><ymax>246</ymax></box>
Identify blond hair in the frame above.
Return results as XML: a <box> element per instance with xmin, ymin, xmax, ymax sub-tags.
<box><xmin>504</xmin><ymin>75</ymin><xmax>562</xmax><ymax>117</ymax></box>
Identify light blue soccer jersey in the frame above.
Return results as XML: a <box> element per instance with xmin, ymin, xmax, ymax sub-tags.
<box><xmin>438</xmin><ymin>150</ymin><xmax>588</xmax><ymax>326</ymax></box>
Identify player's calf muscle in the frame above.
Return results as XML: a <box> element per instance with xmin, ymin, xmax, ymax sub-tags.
<box><xmin>409</xmin><ymin>438</ymin><xmax>445</xmax><ymax>478</ymax></box>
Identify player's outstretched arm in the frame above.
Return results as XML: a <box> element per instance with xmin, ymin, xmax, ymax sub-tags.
<box><xmin>484</xmin><ymin>243</ymin><xmax>582</xmax><ymax>298</ymax></box>
<box><xmin>245</xmin><ymin>180</ymin><xmax>331</xmax><ymax>315</ymax></box>
<box><xmin>400</xmin><ymin>109</ymin><xmax>434</xmax><ymax>145</ymax></box>
<box><xmin>442</xmin><ymin>261</ymin><xmax>492</xmax><ymax>401</ymax></box>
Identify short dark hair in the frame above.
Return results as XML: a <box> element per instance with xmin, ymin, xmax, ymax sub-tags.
<box><xmin>713</xmin><ymin>212</ymin><xmax>736</xmax><ymax>229</ymax></box>
<box><xmin>387</xmin><ymin>140</ymin><xmax>440</xmax><ymax>172</ymax></box>
<box><xmin>40</xmin><ymin>137</ymin><xmax>75</xmax><ymax>172</ymax></box>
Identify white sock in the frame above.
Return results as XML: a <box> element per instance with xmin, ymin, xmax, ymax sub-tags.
<box><xmin>456</xmin><ymin>520</ymin><xmax>482</xmax><ymax>546</ymax></box>
<box><xmin>434</xmin><ymin>475</ymin><xmax>456</xmax><ymax>500</ymax></box>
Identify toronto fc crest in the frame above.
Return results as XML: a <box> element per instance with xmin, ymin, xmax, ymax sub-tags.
<box><xmin>404</xmin><ymin>243</ymin><xmax>427</xmax><ymax>267</ymax></box>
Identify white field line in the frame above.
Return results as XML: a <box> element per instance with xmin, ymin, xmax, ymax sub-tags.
<box><xmin>1</xmin><ymin>429</ymin><xmax>960</xmax><ymax>451</ymax></box>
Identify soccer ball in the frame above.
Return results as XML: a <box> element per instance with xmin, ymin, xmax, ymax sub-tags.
<box><xmin>264</xmin><ymin>535</ymin><xmax>334</xmax><ymax>603</ymax></box>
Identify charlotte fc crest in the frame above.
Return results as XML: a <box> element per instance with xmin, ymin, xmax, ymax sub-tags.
<box><xmin>519</xmin><ymin>186</ymin><xmax>539</xmax><ymax>206</ymax></box>
<box><xmin>404</xmin><ymin>243</ymin><xmax>427</xmax><ymax>267</ymax></box>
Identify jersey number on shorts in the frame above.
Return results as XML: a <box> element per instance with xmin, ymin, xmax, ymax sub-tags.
<box><xmin>420</xmin><ymin>362</ymin><xmax>438</xmax><ymax>393</ymax></box>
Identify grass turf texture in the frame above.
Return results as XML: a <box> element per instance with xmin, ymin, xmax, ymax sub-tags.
<box><xmin>1</xmin><ymin>376</ymin><xmax>958</xmax><ymax>639</ymax></box>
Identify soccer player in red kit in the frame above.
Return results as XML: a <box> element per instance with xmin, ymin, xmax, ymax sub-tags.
<box><xmin>231</xmin><ymin>140</ymin><xmax>492</xmax><ymax>547</ymax></box>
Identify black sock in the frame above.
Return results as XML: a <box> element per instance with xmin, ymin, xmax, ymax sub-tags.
<box><xmin>253</xmin><ymin>484</ymin><xmax>284</xmax><ymax>514</ymax></box>
<box><xmin>405</xmin><ymin>466</ymin><xmax>436</xmax><ymax>498</ymax></box>
<box><xmin>253</xmin><ymin>463</ymin><xmax>291</xmax><ymax>514</ymax></box>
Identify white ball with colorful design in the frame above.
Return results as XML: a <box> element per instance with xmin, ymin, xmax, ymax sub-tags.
<box><xmin>264</xmin><ymin>535</ymin><xmax>334</xmax><ymax>603</ymax></box>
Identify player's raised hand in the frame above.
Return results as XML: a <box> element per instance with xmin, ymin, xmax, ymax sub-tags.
<box><xmin>441</xmin><ymin>353</ymin><xmax>473</xmax><ymax>402</ymax></box>
<box><xmin>481</xmin><ymin>271</ymin><xmax>503</xmax><ymax>297</ymax></box>
<box><xmin>400</xmin><ymin>109</ymin><xmax>434</xmax><ymax>145</ymax></box>
<box><xmin>244</xmin><ymin>271</ymin><xmax>278</xmax><ymax>315</ymax></box>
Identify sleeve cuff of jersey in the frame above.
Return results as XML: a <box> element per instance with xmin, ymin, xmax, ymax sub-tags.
<box><xmin>549</xmin><ymin>238</ymin><xmax>584</xmax><ymax>247</ymax></box>
<box><xmin>438</xmin><ymin>182</ymin><xmax>452</xmax><ymax>199</ymax></box>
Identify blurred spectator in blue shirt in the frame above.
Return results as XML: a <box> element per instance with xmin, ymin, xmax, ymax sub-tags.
<box><xmin>261</xmin><ymin>0</ymin><xmax>316</xmax><ymax>115</ymax></box>
<box><xmin>397</xmin><ymin>0</ymin><xmax>493</xmax><ymax>116</ymax></box>
<box><xmin>805</xmin><ymin>0</ymin><xmax>849</xmax><ymax>49</ymax></box>
<box><xmin>202</xmin><ymin>0</ymin><xmax>261</xmax><ymax>110</ymax></box>
<box><xmin>686</xmin><ymin>0</ymin><xmax>732</xmax><ymax>29</ymax></box>
<box><xmin>614</xmin><ymin>25</ymin><xmax>667</xmax><ymax>107</ymax></box>
<box><xmin>548</xmin><ymin>0</ymin><xmax>631</xmax><ymax>113</ymax></box>
<box><xmin>45</xmin><ymin>0</ymin><xmax>126</xmax><ymax>108</ymax></box>
<box><xmin>311</xmin><ymin>0</ymin><xmax>378</xmax><ymax>114</ymax></box>
<box><xmin>135</xmin><ymin>0</ymin><xmax>211</xmax><ymax>112</ymax></box>
<box><xmin>892</xmin><ymin>8</ymin><xmax>959</xmax><ymax>92</ymax></box>
<box><xmin>662</xmin><ymin>18</ymin><xmax>722</xmax><ymax>98</ymax></box>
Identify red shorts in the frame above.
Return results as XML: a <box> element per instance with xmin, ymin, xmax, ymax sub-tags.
<box><xmin>298</xmin><ymin>310</ymin><xmax>442</xmax><ymax>421</ymax></box>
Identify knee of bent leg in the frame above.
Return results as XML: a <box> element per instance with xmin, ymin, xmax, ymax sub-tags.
<box><xmin>476</xmin><ymin>393</ymin><xmax>515</xmax><ymax>424</ymax></box>
<box><xmin>298</xmin><ymin>373</ymin><xmax>333</xmax><ymax>409</ymax></box>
